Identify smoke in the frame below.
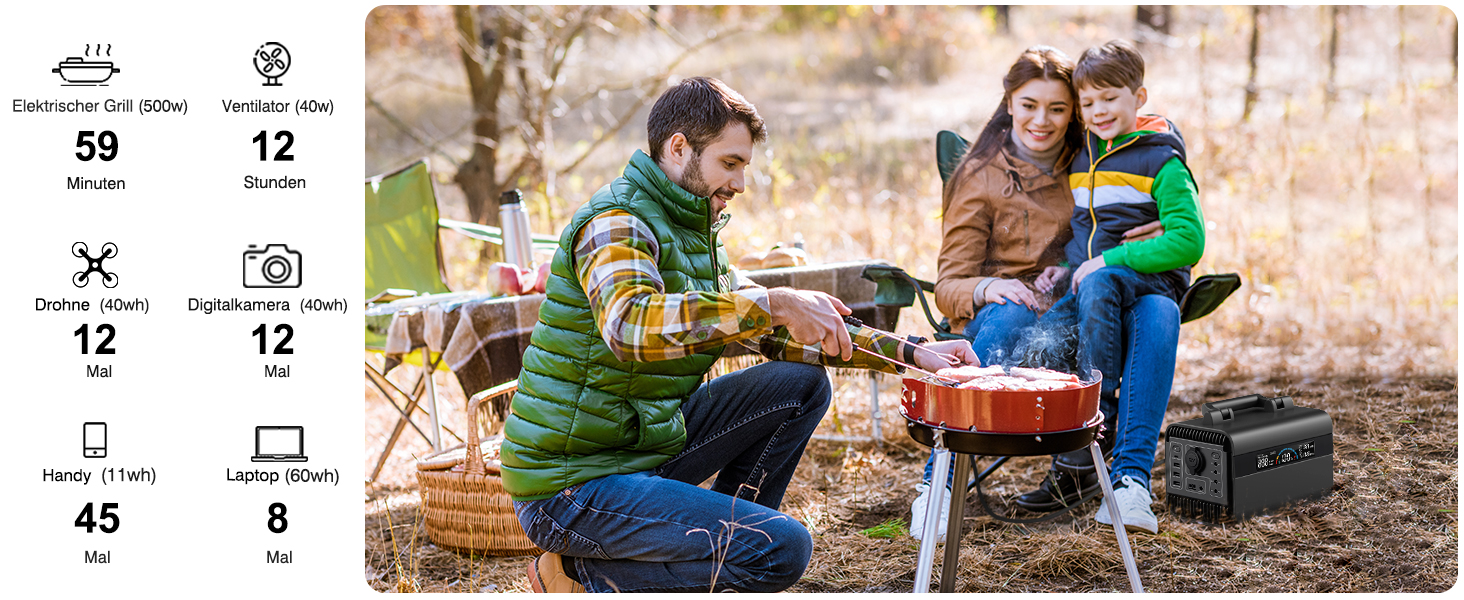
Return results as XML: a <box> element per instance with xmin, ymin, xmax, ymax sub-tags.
<box><xmin>83</xmin><ymin>44</ymin><xmax>110</xmax><ymax>57</ymax></box>
<box><xmin>1011</xmin><ymin>319</ymin><xmax>1080</xmax><ymax>374</ymax></box>
<box><xmin>85</xmin><ymin>44</ymin><xmax>89</xmax><ymax>56</ymax></box>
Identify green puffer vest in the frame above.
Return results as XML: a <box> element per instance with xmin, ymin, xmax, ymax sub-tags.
<box><xmin>501</xmin><ymin>150</ymin><xmax>732</xmax><ymax>501</ymax></box>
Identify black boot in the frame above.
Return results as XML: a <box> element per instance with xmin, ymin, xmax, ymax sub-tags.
<box><xmin>1013</xmin><ymin>414</ymin><xmax>1117</xmax><ymax>513</ymax></box>
<box><xmin>1053</xmin><ymin>416</ymin><xmax>1117</xmax><ymax>471</ymax></box>
<box><xmin>1014</xmin><ymin>467</ymin><xmax>1100</xmax><ymax>512</ymax></box>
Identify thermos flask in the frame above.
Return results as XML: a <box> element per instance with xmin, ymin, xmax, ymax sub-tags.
<box><xmin>499</xmin><ymin>190</ymin><xmax>534</xmax><ymax>269</ymax></box>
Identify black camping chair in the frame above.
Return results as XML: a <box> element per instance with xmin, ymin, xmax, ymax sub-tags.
<box><xmin>864</xmin><ymin>130</ymin><xmax>1243</xmax><ymax>515</ymax></box>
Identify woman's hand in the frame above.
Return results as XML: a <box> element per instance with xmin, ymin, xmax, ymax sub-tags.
<box><xmin>1034</xmin><ymin>266</ymin><xmax>1070</xmax><ymax>294</ymax></box>
<box><xmin>1071</xmin><ymin>256</ymin><xmax>1107</xmax><ymax>292</ymax></box>
<box><xmin>982</xmin><ymin>278</ymin><xmax>1038</xmax><ymax>308</ymax></box>
<box><xmin>1121</xmin><ymin>220</ymin><xmax>1165</xmax><ymax>244</ymax></box>
<box><xmin>914</xmin><ymin>339</ymin><xmax>980</xmax><ymax>371</ymax></box>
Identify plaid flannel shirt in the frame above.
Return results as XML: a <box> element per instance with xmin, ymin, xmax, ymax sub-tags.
<box><xmin>573</xmin><ymin>209</ymin><xmax>904</xmax><ymax>372</ymax></box>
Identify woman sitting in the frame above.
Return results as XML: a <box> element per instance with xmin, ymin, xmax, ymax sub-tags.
<box><xmin>911</xmin><ymin>45</ymin><xmax>1181</xmax><ymax>542</ymax></box>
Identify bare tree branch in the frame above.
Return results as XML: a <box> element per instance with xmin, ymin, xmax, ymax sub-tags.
<box><xmin>365</xmin><ymin>93</ymin><xmax>463</xmax><ymax>167</ymax></box>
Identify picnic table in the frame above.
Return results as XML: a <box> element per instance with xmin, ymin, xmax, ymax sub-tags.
<box><xmin>373</xmin><ymin>259</ymin><xmax>901</xmax><ymax>397</ymax></box>
<box><xmin>367</xmin><ymin>259</ymin><xmax>907</xmax><ymax>478</ymax></box>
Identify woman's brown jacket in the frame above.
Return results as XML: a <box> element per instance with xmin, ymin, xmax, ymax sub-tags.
<box><xmin>934</xmin><ymin>143</ymin><xmax>1075</xmax><ymax>333</ymax></box>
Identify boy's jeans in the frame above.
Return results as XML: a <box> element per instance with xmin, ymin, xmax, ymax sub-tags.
<box><xmin>512</xmin><ymin>360</ymin><xmax>831</xmax><ymax>593</ymax></box>
<box><xmin>1041</xmin><ymin>265</ymin><xmax>1184</xmax><ymax>483</ymax></box>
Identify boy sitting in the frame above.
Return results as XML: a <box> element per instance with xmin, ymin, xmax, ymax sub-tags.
<box><xmin>1033</xmin><ymin>39</ymin><xmax>1205</xmax><ymax>533</ymax></box>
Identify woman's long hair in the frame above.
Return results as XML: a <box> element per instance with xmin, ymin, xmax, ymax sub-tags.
<box><xmin>956</xmin><ymin>46</ymin><xmax>1083</xmax><ymax>177</ymax></box>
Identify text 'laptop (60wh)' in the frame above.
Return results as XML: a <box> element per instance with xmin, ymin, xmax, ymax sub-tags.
<box><xmin>252</xmin><ymin>426</ymin><xmax>308</xmax><ymax>462</ymax></box>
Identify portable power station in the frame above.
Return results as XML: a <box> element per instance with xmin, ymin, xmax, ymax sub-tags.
<box><xmin>1164</xmin><ymin>394</ymin><xmax>1333</xmax><ymax>522</ymax></box>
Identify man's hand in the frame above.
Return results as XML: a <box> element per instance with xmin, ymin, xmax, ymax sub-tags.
<box><xmin>1033</xmin><ymin>266</ymin><xmax>1070</xmax><ymax>295</ymax></box>
<box><xmin>982</xmin><ymin>278</ymin><xmax>1038</xmax><ymax>308</ymax></box>
<box><xmin>1121</xmin><ymin>220</ymin><xmax>1165</xmax><ymax>244</ymax></box>
<box><xmin>768</xmin><ymin>287</ymin><xmax>853</xmax><ymax>360</ymax></box>
<box><xmin>914</xmin><ymin>339</ymin><xmax>979</xmax><ymax>372</ymax></box>
<box><xmin>1071</xmin><ymin>255</ymin><xmax>1107</xmax><ymax>292</ymax></box>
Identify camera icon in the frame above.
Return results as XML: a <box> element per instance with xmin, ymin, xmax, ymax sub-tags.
<box><xmin>243</xmin><ymin>244</ymin><xmax>302</xmax><ymax>288</ymax></box>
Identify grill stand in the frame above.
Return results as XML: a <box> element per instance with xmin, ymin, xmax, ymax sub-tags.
<box><xmin>907</xmin><ymin>415</ymin><xmax>1143</xmax><ymax>593</ymax></box>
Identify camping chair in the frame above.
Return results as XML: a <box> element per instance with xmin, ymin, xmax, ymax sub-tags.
<box><xmin>364</xmin><ymin>159</ymin><xmax>555</xmax><ymax>482</ymax></box>
<box><xmin>861</xmin><ymin>131</ymin><xmax>1243</xmax><ymax>490</ymax></box>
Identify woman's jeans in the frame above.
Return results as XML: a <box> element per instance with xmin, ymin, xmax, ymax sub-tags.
<box><xmin>512</xmin><ymin>361</ymin><xmax>830</xmax><ymax>593</ymax></box>
<box><xmin>921</xmin><ymin>292</ymin><xmax>1180</xmax><ymax>487</ymax></box>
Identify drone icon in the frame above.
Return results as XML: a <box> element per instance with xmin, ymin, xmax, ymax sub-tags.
<box><xmin>73</xmin><ymin>242</ymin><xmax>118</xmax><ymax>288</ymax></box>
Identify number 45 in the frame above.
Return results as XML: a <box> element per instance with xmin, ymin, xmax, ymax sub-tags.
<box><xmin>75</xmin><ymin>502</ymin><xmax>120</xmax><ymax>533</ymax></box>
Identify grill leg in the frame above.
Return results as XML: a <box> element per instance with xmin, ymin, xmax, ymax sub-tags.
<box><xmin>1092</xmin><ymin>440</ymin><xmax>1144</xmax><ymax>593</ymax></box>
<box><xmin>913</xmin><ymin>437</ymin><xmax>950</xmax><ymax>593</ymax></box>
<box><xmin>939</xmin><ymin>453</ymin><xmax>972</xmax><ymax>593</ymax></box>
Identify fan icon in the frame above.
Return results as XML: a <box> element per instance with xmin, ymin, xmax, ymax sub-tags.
<box><xmin>254</xmin><ymin>42</ymin><xmax>290</xmax><ymax>86</ymax></box>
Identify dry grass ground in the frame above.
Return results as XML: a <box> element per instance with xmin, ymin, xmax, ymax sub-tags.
<box><xmin>364</xmin><ymin>5</ymin><xmax>1457</xmax><ymax>593</ymax></box>
<box><xmin>364</xmin><ymin>347</ymin><xmax>1456</xmax><ymax>593</ymax></box>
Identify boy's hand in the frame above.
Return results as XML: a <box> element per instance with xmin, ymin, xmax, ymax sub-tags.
<box><xmin>915</xmin><ymin>339</ymin><xmax>980</xmax><ymax>371</ymax></box>
<box><xmin>1121</xmin><ymin>220</ymin><xmax>1165</xmax><ymax>244</ymax></box>
<box><xmin>1071</xmin><ymin>256</ymin><xmax>1107</xmax><ymax>292</ymax></box>
<box><xmin>1034</xmin><ymin>266</ymin><xmax>1070</xmax><ymax>294</ymax></box>
<box><xmin>982</xmin><ymin>278</ymin><xmax>1038</xmax><ymax>308</ymax></box>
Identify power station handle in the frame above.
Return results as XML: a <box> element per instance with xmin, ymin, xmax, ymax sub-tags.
<box><xmin>1202</xmin><ymin>394</ymin><xmax>1294</xmax><ymax>425</ymax></box>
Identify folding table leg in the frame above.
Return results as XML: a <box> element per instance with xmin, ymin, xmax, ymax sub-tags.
<box><xmin>939</xmin><ymin>453</ymin><xmax>972</xmax><ymax>593</ymax></box>
<box><xmin>365</xmin><ymin>365</ymin><xmax>434</xmax><ymax>483</ymax></box>
<box><xmin>421</xmin><ymin>346</ymin><xmax>443</xmax><ymax>452</ymax></box>
<box><xmin>868</xmin><ymin>371</ymin><xmax>882</xmax><ymax>446</ymax></box>
<box><xmin>1092</xmin><ymin>440</ymin><xmax>1144</xmax><ymax>593</ymax></box>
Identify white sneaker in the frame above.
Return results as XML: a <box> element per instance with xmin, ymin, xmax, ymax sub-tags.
<box><xmin>909</xmin><ymin>483</ymin><xmax>949</xmax><ymax>543</ymax></box>
<box><xmin>1094</xmin><ymin>475</ymin><xmax>1159</xmax><ymax>534</ymax></box>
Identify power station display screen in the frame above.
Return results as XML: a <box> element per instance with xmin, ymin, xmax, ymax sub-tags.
<box><xmin>1254</xmin><ymin>440</ymin><xmax>1316</xmax><ymax>471</ymax></box>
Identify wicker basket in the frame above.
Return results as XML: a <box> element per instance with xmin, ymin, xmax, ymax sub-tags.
<box><xmin>415</xmin><ymin>381</ymin><xmax>541</xmax><ymax>556</ymax></box>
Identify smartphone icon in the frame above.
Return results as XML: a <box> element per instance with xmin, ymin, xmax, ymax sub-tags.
<box><xmin>83</xmin><ymin>422</ymin><xmax>107</xmax><ymax>458</ymax></box>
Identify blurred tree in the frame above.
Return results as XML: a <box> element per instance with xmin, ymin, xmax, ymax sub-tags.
<box><xmin>436</xmin><ymin>6</ymin><xmax>755</xmax><ymax>230</ymax></box>
<box><xmin>452</xmin><ymin>5</ymin><xmax>518</xmax><ymax>227</ymax></box>
<box><xmin>1325</xmin><ymin>6</ymin><xmax>1340</xmax><ymax>108</ymax></box>
<box><xmin>1243</xmin><ymin>6</ymin><xmax>1262</xmax><ymax>122</ymax></box>
<box><xmin>986</xmin><ymin>5</ymin><xmax>1010</xmax><ymax>35</ymax></box>
<box><xmin>1136</xmin><ymin>6</ymin><xmax>1171</xmax><ymax>35</ymax></box>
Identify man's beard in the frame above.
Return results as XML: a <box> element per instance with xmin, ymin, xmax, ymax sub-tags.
<box><xmin>679</xmin><ymin>153</ymin><xmax>733</xmax><ymax>220</ymax></box>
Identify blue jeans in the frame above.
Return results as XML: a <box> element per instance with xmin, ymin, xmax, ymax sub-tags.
<box><xmin>512</xmin><ymin>361</ymin><xmax>830</xmax><ymax>593</ymax></box>
<box><xmin>1106</xmin><ymin>293</ymin><xmax>1180</xmax><ymax>483</ymax></box>
<box><xmin>1042</xmin><ymin>266</ymin><xmax>1183</xmax><ymax>398</ymax></box>
<box><xmin>1042</xmin><ymin>266</ymin><xmax>1184</xmax><ymax>486</ymax></box>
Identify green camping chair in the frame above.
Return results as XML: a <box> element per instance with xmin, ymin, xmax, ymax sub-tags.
<box><xmin>862</xmin><ymin>131</ymin><xmax>1242</xmax><ymax>341</ymax></box>
<box><xmin>364</xmin><ymin>159</ymin><xmax>457</xmax><ymax>480</ymax></box>
<box><xmin>362</xmin><ymin>159</ymin><xmax>557</xmax><ymax>482</ymax></box>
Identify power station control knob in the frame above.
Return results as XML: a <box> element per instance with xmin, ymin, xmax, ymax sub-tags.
<box><xmin>1185</xmin><ymin>447</ymin><xmax>1207</xmax><ymax>475</ymax></box>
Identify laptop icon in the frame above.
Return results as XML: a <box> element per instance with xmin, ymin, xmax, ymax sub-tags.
<box><xmin>251</xmin><ymin>426</ymin><xmax>308</xmax><ymax>462</ymax></box>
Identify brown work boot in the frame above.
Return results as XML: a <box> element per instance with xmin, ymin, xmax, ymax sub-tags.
<box><xmin>527</xmin><ymin>552</ymin><xmax>585</xmax><ymax>593</ymax></box>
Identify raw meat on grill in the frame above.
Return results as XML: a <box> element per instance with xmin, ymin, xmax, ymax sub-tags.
<box><xmin>1008</xmin><ymin>367</ymin><xmax>1080</xmax><ymax>383</ymax></box>
<box><xmin>934</xmin><ymin>365</ymin><xmax>1006</xmax><ymax>382</ymax></box>
<box><xmin>944</xmin><ymin>367</ymin><xmax>1086</xmax><ymax>391</ymax></box>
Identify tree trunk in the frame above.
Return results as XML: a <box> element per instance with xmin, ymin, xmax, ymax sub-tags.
<box><xmin>1136</xmin><ymin>6</ymin><xmax>1171</xmax><ymax>35</ymax></box>
<box><xmin>1242</xmin><ymin>6</ymin><xmax>1261</xmax><ymax>123</ymax></box>
<box><xmin>452</xmin><ymin>5</ymin><xmax>512</xmax><ymax>228</ymax></box>
<box><xmin>991</xmin><ymin>5</ymin><xmax>1010</xmax><ymax>34</ymax></box>
<box><xmin>1325</xmin><ymin>6</ymin><xmax>1339</xmax><ymax>108</ymax></box>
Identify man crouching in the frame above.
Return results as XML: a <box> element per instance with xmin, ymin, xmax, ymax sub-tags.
<box><xmin>503</xmin><ymin>76</ymin><xmax>975</xmax><ymax>593</ymax></box>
